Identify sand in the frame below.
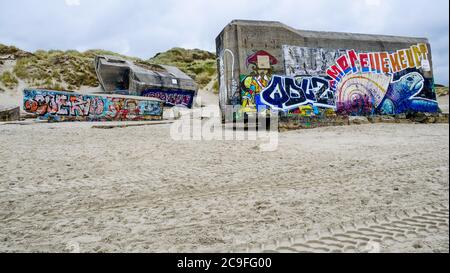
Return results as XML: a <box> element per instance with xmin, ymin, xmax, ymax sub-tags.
<box><xmin>0</xmin><ymin>113</ymin><xmax>448</xmax><ymax>253</ymax></box>
<box><xmin>0</xmin><ymin>85</ymin><xmax>448</xmax><ymax>253</ymax></box>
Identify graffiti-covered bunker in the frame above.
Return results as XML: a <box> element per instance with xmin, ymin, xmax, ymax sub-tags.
<box><xmin>23</xmin><ymin>89</ymin><xmax>164</xmax><ymax>122</ymax></box>
<box><xmin>95</xmin><ymin>55</ymin><xmax>198</xmax><ymax>108</ymax></box>
<box><xmin>216</xmin><ymin>20</ymin><xmax>440</xmax><ymax>122</ymax></box>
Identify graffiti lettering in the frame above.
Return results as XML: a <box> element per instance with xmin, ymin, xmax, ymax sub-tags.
<box><xmin>260</xmin><ymin>75</ymin><xmax>335</xmax><ymax>111</ymax></box>
<box><xmin>141</xmin><ymin>89</ymin><xmax>195</xmax><ymax>108</ymax></box>
<box><xmin>282</xmin><ymin>44</ymin><xmax>438</xmax><ymax>115</ymax></box>
<box><xmin>24</xmin><ymin>89</ymin><xmax>163</xmax><ymax>122</ymax></box>
<box><xmin>297</xmin><ymin>76</ymin><xmax>336</xmax><ymax>108</ymax></box>
<box><xmin>325</xmin><ymin>44</ymin><xmax>429</xmax><ymax>90</ymax></box>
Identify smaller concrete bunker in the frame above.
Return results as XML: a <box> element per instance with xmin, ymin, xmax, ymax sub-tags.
<box><xmin>95</xmin><ymin>55</ymin><xmax>198</xmax><ymax>108</ymax></box>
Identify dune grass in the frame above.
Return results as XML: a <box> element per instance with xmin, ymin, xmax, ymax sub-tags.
<box><xmin>0</xmin><ymin>71</ymin><xmax>18</xmax><ymax>89</ymax></box>
<box><xmin>148</xmin><ymin>47</ymin><xmax>217</xmax><ymax>89</ymax></box>
<box><xmin>1</xmin><ymin>43</ymin><xmax>218</xmax><ymax>92</ymax></box>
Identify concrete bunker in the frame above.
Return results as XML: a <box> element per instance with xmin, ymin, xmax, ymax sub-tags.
<box><xmin>95</xmin><ymin>55</ymin><xmax>198</xmax><ymax>108</ymax></box>
<box><xmin>216</xmin><ymin>20</ymin><xmax>440</xmax><ymax>123</ymax></box>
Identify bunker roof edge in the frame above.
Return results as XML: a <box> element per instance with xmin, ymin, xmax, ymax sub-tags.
<box><xmin>218</xmin><ymin>19</ymin><xmax>429</xmax><ymax>44</ymax></box>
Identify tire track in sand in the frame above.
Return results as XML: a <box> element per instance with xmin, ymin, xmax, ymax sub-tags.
<box><xmin>228</xmin><ymin>204</ymin><xmax>449</xmax><ymax>253</ymax></box>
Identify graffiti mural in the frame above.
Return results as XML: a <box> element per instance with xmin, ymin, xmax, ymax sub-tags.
<box><xmin>23</xmin><ymin>89</ymin><xmax>163</xmax><ymax>122</ymax></box>
<box><xmin>295</xmin><ymin>76</ymin><xmax>336</xmax><ymax>109</ymax></box>
<box><xmin>323</xmin><ymin>44</ymin><xmax>430</xmax><ymax>90</ymax></box>
<box><xmin>380</xmin><ymin>71</ymin><xmax>439</xmax><ymax>114</ymax></box>
<box><xmin>141</xmin><ymin>89</ymin><xmax>196</xmax><ymax>108</ymax></box>
<box><xmin>218</xmin><ymin>43</ymin><xmax>438</xmax><ymax>118</ymax></box>
<box><xmin>280</xmin><ymin>43</ymin><xmax>439</xmax><ymax>115</ymax></box>
<box><xmin>259</xmin><ymin>75</ymin><xmax>335</xmax><ymax>112</ymax></box>
<box><xmin>335</xmin><ymin>73</ymin><xmax>391</xmax><ymax>115</ymax></box>
<box><xmin>283</xmin><ymin>45</ymin><xmax>346</xmax><ymax>76</ymax></box>
<box><xmin>240</xmin><ymin>74</ymin><xmax>271</xmax><ymax>112</ymax></box>
<box><xmin>239</xmin><ymin>50</ymin><xmax>278</xmax><ymax>113</ymax></box>
<box><xmin>246</xmin><ymin>50</ymin><xmax>278</xmax><ymax>72</ymax></box>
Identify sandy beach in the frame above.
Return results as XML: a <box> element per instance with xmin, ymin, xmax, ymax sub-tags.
<box><xmin>0</xmin><ymin>91</ymin><xmax>448</xmax><ymax>253</ymax></box>
<box><xmin>1</xmin><ymin>0</ymin><xmax>449</xmax><ymax>255</ymax></box>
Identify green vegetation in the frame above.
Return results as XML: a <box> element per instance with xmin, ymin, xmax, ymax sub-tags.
<box><xmin>0</xmin><ymin>44</ymin><xmax>33</xmax><ymax>59</ymax></box>
<box><xmin>13</xmin><ymin>49</ymin><xmax>99</xmax><ymax>89</ymax></box>
<box><xmin>0</xmin><ymin>44</ymin><xmax>18</xmax><ymax>55</ymax></box>
<box><xmin>1</xmin><ymin>43</ymin><xmax>218</xmax><ymax>92</ymax></box>
<box><xmin>0</xmin><ymin>71</ymin><xmax>18</xmax><ymax>89</ymax></box>
<box><xmin>212</xmin><ymin>79</ymin><xmax>219</xmax><ymax>94</ymax></box>
<box><xmin>83</xmin><ymin>49</ymin><xmax>141</xmax><ymax>62</ymax></box>
<box><xmin>148</xmin><ymin>47</ymin><xmax>217</xmax><ymax>89</ymax></box>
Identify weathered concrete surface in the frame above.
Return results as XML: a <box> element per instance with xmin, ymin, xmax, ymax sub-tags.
<box><xmin>408</xmin><ymin>112</ymin><xmax>449</xmax><ymax>124</ymax></box>
<box><xmin>91</xmin><ymin>121</ymin><xmax>174</xmax><ymax>129</ymax></box>
<box><xmin>349</xmin><ymin>116</ymin><xmax>370</xmax><ymax>125</ymax></box>
<box><xmin>280</xmin><ymin>113</ymin><xmax>449</xmax><ymax>131</ymax></box>
<box><xmin>94</xmin><ymin>55</ymin><xmax>198</xmax><ymax>108</ymax></box>
<box><xmin>279</xmin><ymin>115</ymin><xmax>349</xmax><ymax>131</ymax></box>
<box><xmin>0</xmin><ymin>106</ymin><xmax>20</xmax><ymax>122</ymax></box>
<box><xmin>216</xmin><ymin>20</ymin><xmax>433</xmax><ymax>116</ymax></box>
<box><xmin>217</xmin><ymin>20</ymin><xmax>431</xmax><ymax>77</ymax></box>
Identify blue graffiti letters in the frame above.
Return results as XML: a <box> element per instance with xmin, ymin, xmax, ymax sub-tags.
<box><xmin>260</xmin><ymin>75</ymin><xmax>335</xmax><ymax>111</ymax></box>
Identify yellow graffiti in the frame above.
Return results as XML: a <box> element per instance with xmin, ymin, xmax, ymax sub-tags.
<box><xmin>240</xmin><ymin>74</ymin><xmax>270</xmax><ymax>113</ymax></box>
<box><xmin>299</xmin><ymin>105</ymin><xmax>314</xmax><ymax>116</ymax></box>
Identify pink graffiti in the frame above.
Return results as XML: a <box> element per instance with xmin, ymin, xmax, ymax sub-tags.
<box><xmin>25</xmin><ymin>94</ymin><xmax>105</xmax><ymax>117</ymax></box>
<box><xmin>144</xmin><ymin>92</ymin><xmax>192</xmax><ymax>106</ymax></box>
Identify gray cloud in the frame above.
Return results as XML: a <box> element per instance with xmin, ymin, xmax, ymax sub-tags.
<box><xmin>0</xmin><ymin>0</ymin><xmax>448</xmax><ymax>84</ymax></box>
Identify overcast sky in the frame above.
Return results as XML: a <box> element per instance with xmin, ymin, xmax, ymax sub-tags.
<box><xmin>0</xmin><ymin>0</ymin><xmax>448</xmax><ymax>84</ymax></box>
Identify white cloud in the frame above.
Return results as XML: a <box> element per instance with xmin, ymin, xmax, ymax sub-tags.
<box><xmin>65</xmin><ymin>0</ymin><xmax>80</xmax><ymax>6</ymax></box>
<box><xmin>365</xmin><ymin>0</ymin><xmax>381</xmax><ymax>6</ymax></box>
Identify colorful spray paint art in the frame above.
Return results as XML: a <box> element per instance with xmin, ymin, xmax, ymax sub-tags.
<box><xmin>23</xmin><ymin>89</ymin><xmax>164</xmax><ymax>122</ymax></box>
<box><xmin>141</xmin><ymin>89</ymin><xmax>196</xmax><ymax>108</ymax></box>
<box><xmin>235</xmin><ymin>43</ymin><xmax>440</xmax><ymax>116</ymax></box>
